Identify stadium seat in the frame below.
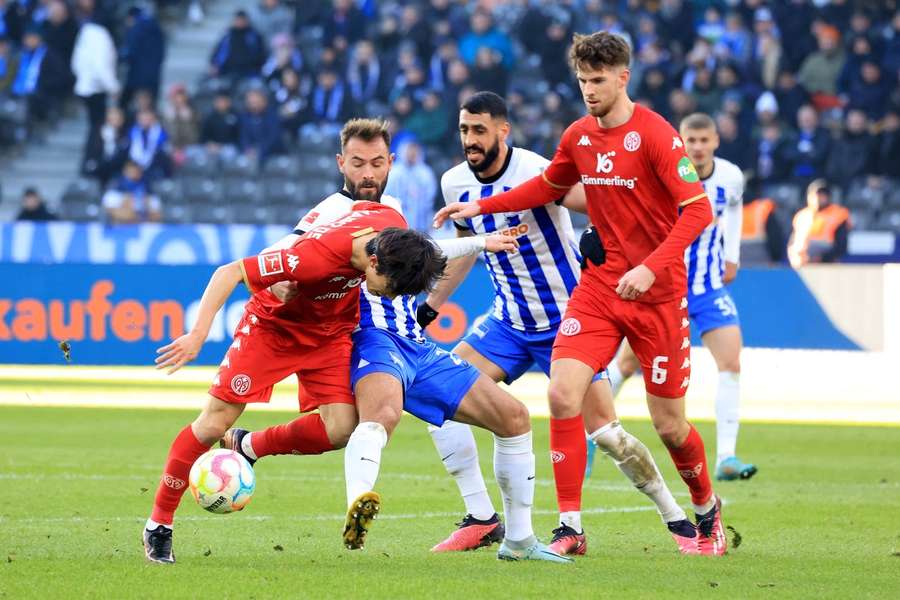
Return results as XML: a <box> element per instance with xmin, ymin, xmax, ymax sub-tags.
<box><xmin>262</xmin><ymin>155</ymin><xmax>300</xmax><ymax>179</ymax></box>
<box><xmin>232</xmin><ymin>203</ymin><xmax>273</xmax><ymax>224</ymax></box>
<box><xmin>873</xmin><ymin>210</ymin><xmax>900</xmax><ymax>231</ymax></box>
<box><xmin>191</xmin><ymin>202</ymin><xmax>232</xmax><ymax>224</ymax></box>
<box><xmin>268</xmin><ymin>201</ymin><xmax>306</xmax><ymax>225</ymax></box>
<box><xmin>296</xmin><ymin>154</ymin><xmax>334</xmax><ymax>176</ymax></box>
<box><xmin>263</xmin><ymin>178</ymin><xmax>302</xmax><ymax>204</ymax></box>
<box><xmin>0</xmin><ymin>97</ymin><xmax>28</xmax><ymax>126</ymax></box>
<box><xmin>163</xmin><ymin>201</ymin><xmax>192</xmax><ymax>224</ymax></box>
<box><xmin>180</xmin><ymin>146</ymin><xmax>217</xmax><ymax>177</ymax></box>
<box><xmin>180</xmin><ymin>177</ymin><xmax>224</xmax><ymax>204</ymax></box>
<box><xmin>849</xmin><ymin>209</ymin><xmax>875</xmax><ymax>231</ymax></box>
<box><xmin>220</xmin><ymin>152</ymin><xmax>257</xmax><ymax>179</ymax></box>
<box><xmin>762</xmin><ymin>183</ymin><xmax>802</xmax><ymax>212</ymax></box>
<box><xmin>61</xmin><ymin>178</ymin><xmax>102</xmax><ymax>204</ymax></box>
<box><xmin>60</xmin><ymin>198</ymin><xmax>101</xmax><ymax>221</ymax></box>
<box><xmin>224</xmin><ymin>179</ymin><xmax>262</xmax><ymax>204</ymax></box>
<box><xmin>886</xmin><ymin>188</ymin><xmax>900</xmax><ymax>210</ymax></box>
<box><xmin>154</xmin><ymin>179</ymin><xmax>181</xmax><ymax>204</ymax></box>
<box><xmin>844</xmin><ymin>180</ymin><xmax>885</xmax><ymax>211</ymax></box>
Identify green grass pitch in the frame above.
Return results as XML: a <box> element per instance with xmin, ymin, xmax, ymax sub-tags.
<box><xmin>1</xmin><ymin>405</ymin><xmax>898</xmax><ymax>599</ymax></box>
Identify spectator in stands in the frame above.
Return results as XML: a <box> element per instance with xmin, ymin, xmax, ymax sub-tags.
<box><xmin>250</xmin><ymin>0</ymin><xmax>293</xmax><ymax>41</ymax></box>
<box><xmin>120</xmin><ymin>7</ymin><xmax>165</xmax><ymax>109</ymax></box>
<box><xmin>0</xmin><ymin>0</ymin><xmax>29</xmax><ymax>45</ymax></box>
<box><xmin>398</xmin><ymin>4</ymin><xmax>432</xmax><ymax>66</ymax></box>
<box><xmin>12</xmin><ymin>26</ymin><xmax>68</xmax><ymax>121</ymax></box>
<box><xmin>878</xmin><ymin>110</ymin><xmax>900</xmax><ymax>178</ymax></box>
<box><xmin>428</xmin><ymin>38</ymin><xmax>459</xmax><ymax>94</ymax></box>
<box><xmin>261</xmin><ymin>33</ymin><xmax>304</xmax><ymax>89</ymax></box>
<box><xmin>273</xmin><ymin>67</ymin><xmax>306</xmax><ymax>139</ymax></box>
<box><xmin>128</xmin><ymin>107</ymin><xmax>170</xmax><ymax>181</ymax></box>
<box><xmin>825</xmin><ymin>109</ymin><xmax>876</xmax><ymax>187</ymax></box>
<box><xmin>102</xmin><ymin>160</ymin><xmax>162</xmax><ymax>224</ymax></box>
<box><xmin>774</xmin><ymin>69</ymin><xmax>810</xmax><ymax>128</ymax></box>
<box><xmin>16</xmin><ymin>187</ymin><xmax>56</xmax><ymax>221</ymax></box>
<box><xmin>716</xmin><ymin>112</ymin><xmax>750</xmax><ymax>169</ymax></box>
<box><xmin>798</xmin><ymin>25</ymin><xmax>845</xmax><ymax>108</ymax></box>
<box><xmin>697</xmin><ymin>6</ymin><xmax>725</xmax><ymax>44</ymax></box>
<box><xmin>82</xmin><ymin>105</ymin><xmax>129</xmax><ymax>185</ymax></box>
<box><xmin>239</xmin><ymin>87</ymin><xmax>283</xmax><ymax>166</ymax></box>
<box><xmin>719</xmin><ymin>11</ymin><xmax>752</xmax><ymax>65</ymax></box>
<box><xmin>753</xmin><ymin>122</ymin><xmax>791</xmax><ymax>186</ymax></box>
<box><xmin>786</xmin><ymin>104</ymin><xmax>830</xmax><ymax>182</ymax></box>
<box><xmin>0</xmin><ymin>36</ymin><xmax>17</xmax><ymax>95</ymax></box>
<box><xmin>667</xmin><ymin>88</ymin><xmax>697</xmax><ymax>127</ymax></box>
<box><xmin>439</xmin><ymin>58</ymin><xmax>469</xmax><ymax>108</ymax></box>
<box><xmin>536</xmin><ymin>16</ymin><xmax>573</xmax><ymax>94</ymax></box>
<box><xmin>200</xmin><ymin>90</ymin><xmax>239</xmax><ymax>154</ymax></box>
<box><xmin>753</xmin><ymin>91</ymin><xmax>782</xmax><ymax>133</ymax></box>
<box><xmin>71</xmin><ymin>15</ymin><xmax>118</xmax><ymax>134</ymax></box>
<box><xmin>846</xmin><ymin>60</ymin><xmax>893</xmax><ymax>121</ymax></box>
<box><xmin>304</xmin><ymin>68</ymin><xmax>349</xmax><ymax>134</ymax></box>
<box><xmin>209</xmin><ymin>10</ymin><xmax>266</xmax><ymax>81</ymax></box>
<box><xmin>323</xmin><ymin>0</ymin><xmax>366</xmax><ymax>52</ymax></box>
<box><xmin>470</xmin><ymin>46</ymin><xmax>508</xmax><ymax>97</ymax></box>
<box><xmin>750</xmin><ymin>22</ymin><xmax>782</xmax><ymax>89</ymax></box>
<box><xmin>162</xmin><ymin>83</ymin><xmax>199</xmax><ymax>161</ymax></box>
<box><xmin>384</xmin><ymin>140</ymin><xmax>436</xmax><ymax>233</ymax></box>
<box><xmin>404</xmin><ymin>89</ymin><xmax>450</xmax><ymax>148</ymax></box>
<box><xmin>42</xmin><ymin>1</ymin><xmax>77</xmax><ymax>71</ymax></box>
<box><xmin>347</xmin><ymin>39</ymin><xmax>382</xmax><ymax>110</ymax></box>
<box><xmin>459</xmin><ymin>10</ymin><xmax>514</xmax><ymax>71</ymax></box>
<box><xmin>788</xmin><ymin>179</ymin><xmax>851</xmax><ymax>267</ymax></box>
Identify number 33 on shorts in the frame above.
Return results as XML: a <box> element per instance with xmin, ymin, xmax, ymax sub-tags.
<box><xmin>714</xmin><ymin>295</ymin><xmax>737</xmax><ymax>317</ymax></box>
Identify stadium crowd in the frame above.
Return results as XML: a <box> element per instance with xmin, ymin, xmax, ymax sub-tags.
<box><xmin>2</xmin><ymin>0</ymin><xmax>899</xmax><ymax>260</ymax></box>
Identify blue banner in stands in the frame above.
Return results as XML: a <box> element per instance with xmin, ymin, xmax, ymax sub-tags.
<box><xmin>0</xmin><ymin>262</ymin><xmax>859</xmax><ymax>366</ymax></box>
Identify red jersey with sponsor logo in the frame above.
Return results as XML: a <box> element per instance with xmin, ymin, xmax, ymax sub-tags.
<box><xmin>239</xmin><ymin>201</ymin><xmax>407</xmax><ymax>345</ymax></box>
<box><xmin>544</xmin><ymin>104</ymin><xmax>708</xmax><ymax>303</ymax></box>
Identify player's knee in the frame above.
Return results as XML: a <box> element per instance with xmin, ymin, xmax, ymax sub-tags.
<box><xmin>653</xmin><ymin>418</ymin><xmax>688</xmax><ymax>448</ymax></box>
<box><xmin>503</xmin><ymin>400</ymin><xmax>530</xmax><ymax>436</ymax></box>
<box><xmin>192</xmin><ymin>414</ymin><xmax>231</xmax><ymax>445</ymax></box>
<box><xmin>370</xmin><ymin>404</ymin><xmax>402</xmax><ymax>436</ymax></box>
<box><xmin>547</xmin><ymin>379</ymin><xmax>581</xmax><ymax>418</ymax></box>
<box><xmin>321</xmin><ymin>410</ymin><xmax>358</xmax><ymax>449</ymax></box>
<box><xmin>718</xmin><ymin>359</ymin><xmax>741</xmax><ymax>374</ymax></box>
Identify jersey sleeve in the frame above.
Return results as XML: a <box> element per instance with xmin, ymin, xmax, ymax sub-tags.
<box><xmin>239</xmin><ymin>243</ymin><xmax>338</xmax><ymax>293</ymax></box>
<box><xmin>294</xmin><ymin>197</ymin><xmax>348</xmax><ymax>233</ymax></box>
<box><xmin>721</xmin><ymin>168</ymin><xmax>745</xmax><ymax>264</ymax></box>
<box><xmin>647</xmin><ymin>122</ymin><xmax>708</xmax><ymax>208</ymax></box>
<box><xmin>542</xmin><ymin>124</ymin><xmax>583</xmax><ymax>189</ymax></box>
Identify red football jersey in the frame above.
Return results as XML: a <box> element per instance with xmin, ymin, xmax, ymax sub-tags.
<box><xmin>239</xmin><ymin>201</ymin><xmax>407</xmax><ymax>345</ymax></box>
<box><xmin>544</xmin><ymin>104</ymin><xmax>708</xmax><ymax>303</ymax></box>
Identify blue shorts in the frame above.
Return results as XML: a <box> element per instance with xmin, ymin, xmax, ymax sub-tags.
<box><xmin>688</xmin><ymin>287</ymin><xmax>741</xmax><ymax>336</ymax></box>
<box><xmin>350</xmin><ymin>328</ymin><xmax>481</xmax><ymax>426</ymax></box>
<box><xmin>462</xmin><ymin>315</ymin><xmax>608</xmax><ymax>384</ymax></box>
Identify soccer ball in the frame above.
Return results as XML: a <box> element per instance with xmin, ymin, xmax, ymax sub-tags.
<box><xmin>189</xmin><ymin>449</ymin><xmax>255</xmax><ymax>513</ymax></box>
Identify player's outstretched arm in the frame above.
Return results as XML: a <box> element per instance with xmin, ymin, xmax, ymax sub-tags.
<box><xmin>155</xmin><ymin>261</ymin><xmax>244</xmax><ymax>374</ymax></box>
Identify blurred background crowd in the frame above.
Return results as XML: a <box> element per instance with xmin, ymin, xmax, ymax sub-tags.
<box><xmin>1</xmin><ymin>0</ymin><xmax>898</xmax><ymax>265</ymax></box>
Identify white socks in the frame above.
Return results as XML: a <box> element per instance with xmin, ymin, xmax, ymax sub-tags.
<box><xmin>606</xmin><ymin>361</ymin><xmax>625</xmax><ymax>398</ymax></box>
<box><xmin>493</xmin><ymin>431</ymin><xmax>536</xmax><ymax>543</ymax></box>
<box><xmin>715</xmin><ymin>371</ymin><xmax>741</xmax><ymax>465</ymax></box>
<box><xmin>145</xmin><ymin>518</ymin><xmax>170</xmax><ymax>531</ymax></box>
<box><xmin>590</xmin><ymin>421</ymin><xmax>687</xmax><ymax>523</ymax></box>
<box><xmin>428</xmin><ymin>421</ymin><xmax>495</xmax><ymax>520</ymax></box>
<box><xmin>344</xmin><ymin>422</ymin><xmax>388</xmax><ymax>506</ymax></box>
<box><xmin>241</xmin><ymin>433</ymin><xmax>258</xmax><ymax>460</ymax></box>
<box><xmin>559</xmin><ymin>511</ymin><xmax>582</xmax><ymax>533</ymax></box>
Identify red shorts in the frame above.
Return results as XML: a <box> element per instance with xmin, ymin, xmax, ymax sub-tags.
<box><xmin>552</xmin><ymin>285</ymin><xmax>691</xmax><ymax>398</ymax></box>
<box><xmin>208</xmin><ymin>311</ymin><xmax>354</xmax><ymax>411</ymax></box>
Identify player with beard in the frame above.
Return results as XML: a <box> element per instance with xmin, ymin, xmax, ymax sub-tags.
<box><xmin>219</xmin><ymin>119</ymin><xmax>571</xmax><ymax>562</ymax></box>
<box><xmin>435</xmin><ymin>34</ymin><xmax>728</xmax><ymax>555</ymax></box>
<box><xmin>420</xmin><ymin>92</ymin><xmax>691</xmax><ymax>556</ymax></box>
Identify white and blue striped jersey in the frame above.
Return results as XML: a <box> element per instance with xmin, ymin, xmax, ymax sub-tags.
<box><xmin>685</xmin><ymin>157</ymin><xmax>744</xmax><ymax>297</ymax></box>
<box><xmin>295</xmin><ymin>191</ymin><xmax>425</xmax><ymax>343</ymax></box>
<box><xmin>441</xmin><ymin>147</ymin><xmax>582</xmax><ymax>333</ymax></box>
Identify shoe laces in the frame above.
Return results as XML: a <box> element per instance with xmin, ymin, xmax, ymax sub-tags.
<box><xmin>550</xmin><ymin>524</ymin><xmax>578</xmax><ymax>541</ymax></box>
<box><xmin>457</xmin><ymin>514</ymin><xmax>496</xmax><ymax>528</ymax></box>
<box><xmin>696</xmin><ymin>506</ymin><xmax>718</xmax><ymax>538</ymax></box>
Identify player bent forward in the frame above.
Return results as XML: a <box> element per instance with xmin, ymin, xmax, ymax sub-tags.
<box><xmin>142</xmin><ymin>201</ymin><xmax>438</xmax><ymax>564</ymax></box>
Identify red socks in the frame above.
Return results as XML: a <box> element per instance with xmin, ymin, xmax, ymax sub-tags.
<box><xmin>151</xmin><ymin>425</ymin><xmax>210</xmax><ymax>525</ymax></box>
<box><xmin>251</xmin><ymin>413</ymin><xmax>334</xmax><ymax>458</ymax></box>
<box><xmin>549</xmin><ymin>415</ymin><xmax>586</xmax><ymax>513</ymax></box>
<box><xmin>667</xmin><ymin>424</ymin><xmax>713</xmax><ymax>506</ymax></box>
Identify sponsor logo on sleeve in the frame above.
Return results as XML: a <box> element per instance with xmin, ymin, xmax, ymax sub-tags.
<box><xmin>672</xmin><ymin>136</ymin><xmax>684</xmax><ymax>149</ymax></box>
<box><xmin>287</xmin><ymin>254</ymin><xmax>300</xmax><ymax>273</ymax></box>
<box><xmin>258</xmin><ymin>251</ymin><xmax>284</xmax><ymax>276</ymax></box>
<box><xmin>677</xmin><ymin>157</ymin><xmax>699</xmax><ymax>183</ymax></box>
<box><xmin>577</xmin><ymin>135</ymin><xmax>591</xmax><ymax>146</ymax></box>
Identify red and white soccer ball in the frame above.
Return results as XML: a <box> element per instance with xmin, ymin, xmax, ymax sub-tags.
<box><xmin>189</xmin><ymin>449</ymin><xmax>256</xmax><ymax>514</ymax></box>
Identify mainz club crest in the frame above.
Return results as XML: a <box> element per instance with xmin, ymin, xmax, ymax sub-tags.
<box><xmin>624</xmin><ymin>131</ymin><xmax>641</xmax><ymax>152</ymax></box>
<box><xmin>231</xmin><ymin>374</ymin><xmax>252</xmax><ymax>395</ymax></box>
